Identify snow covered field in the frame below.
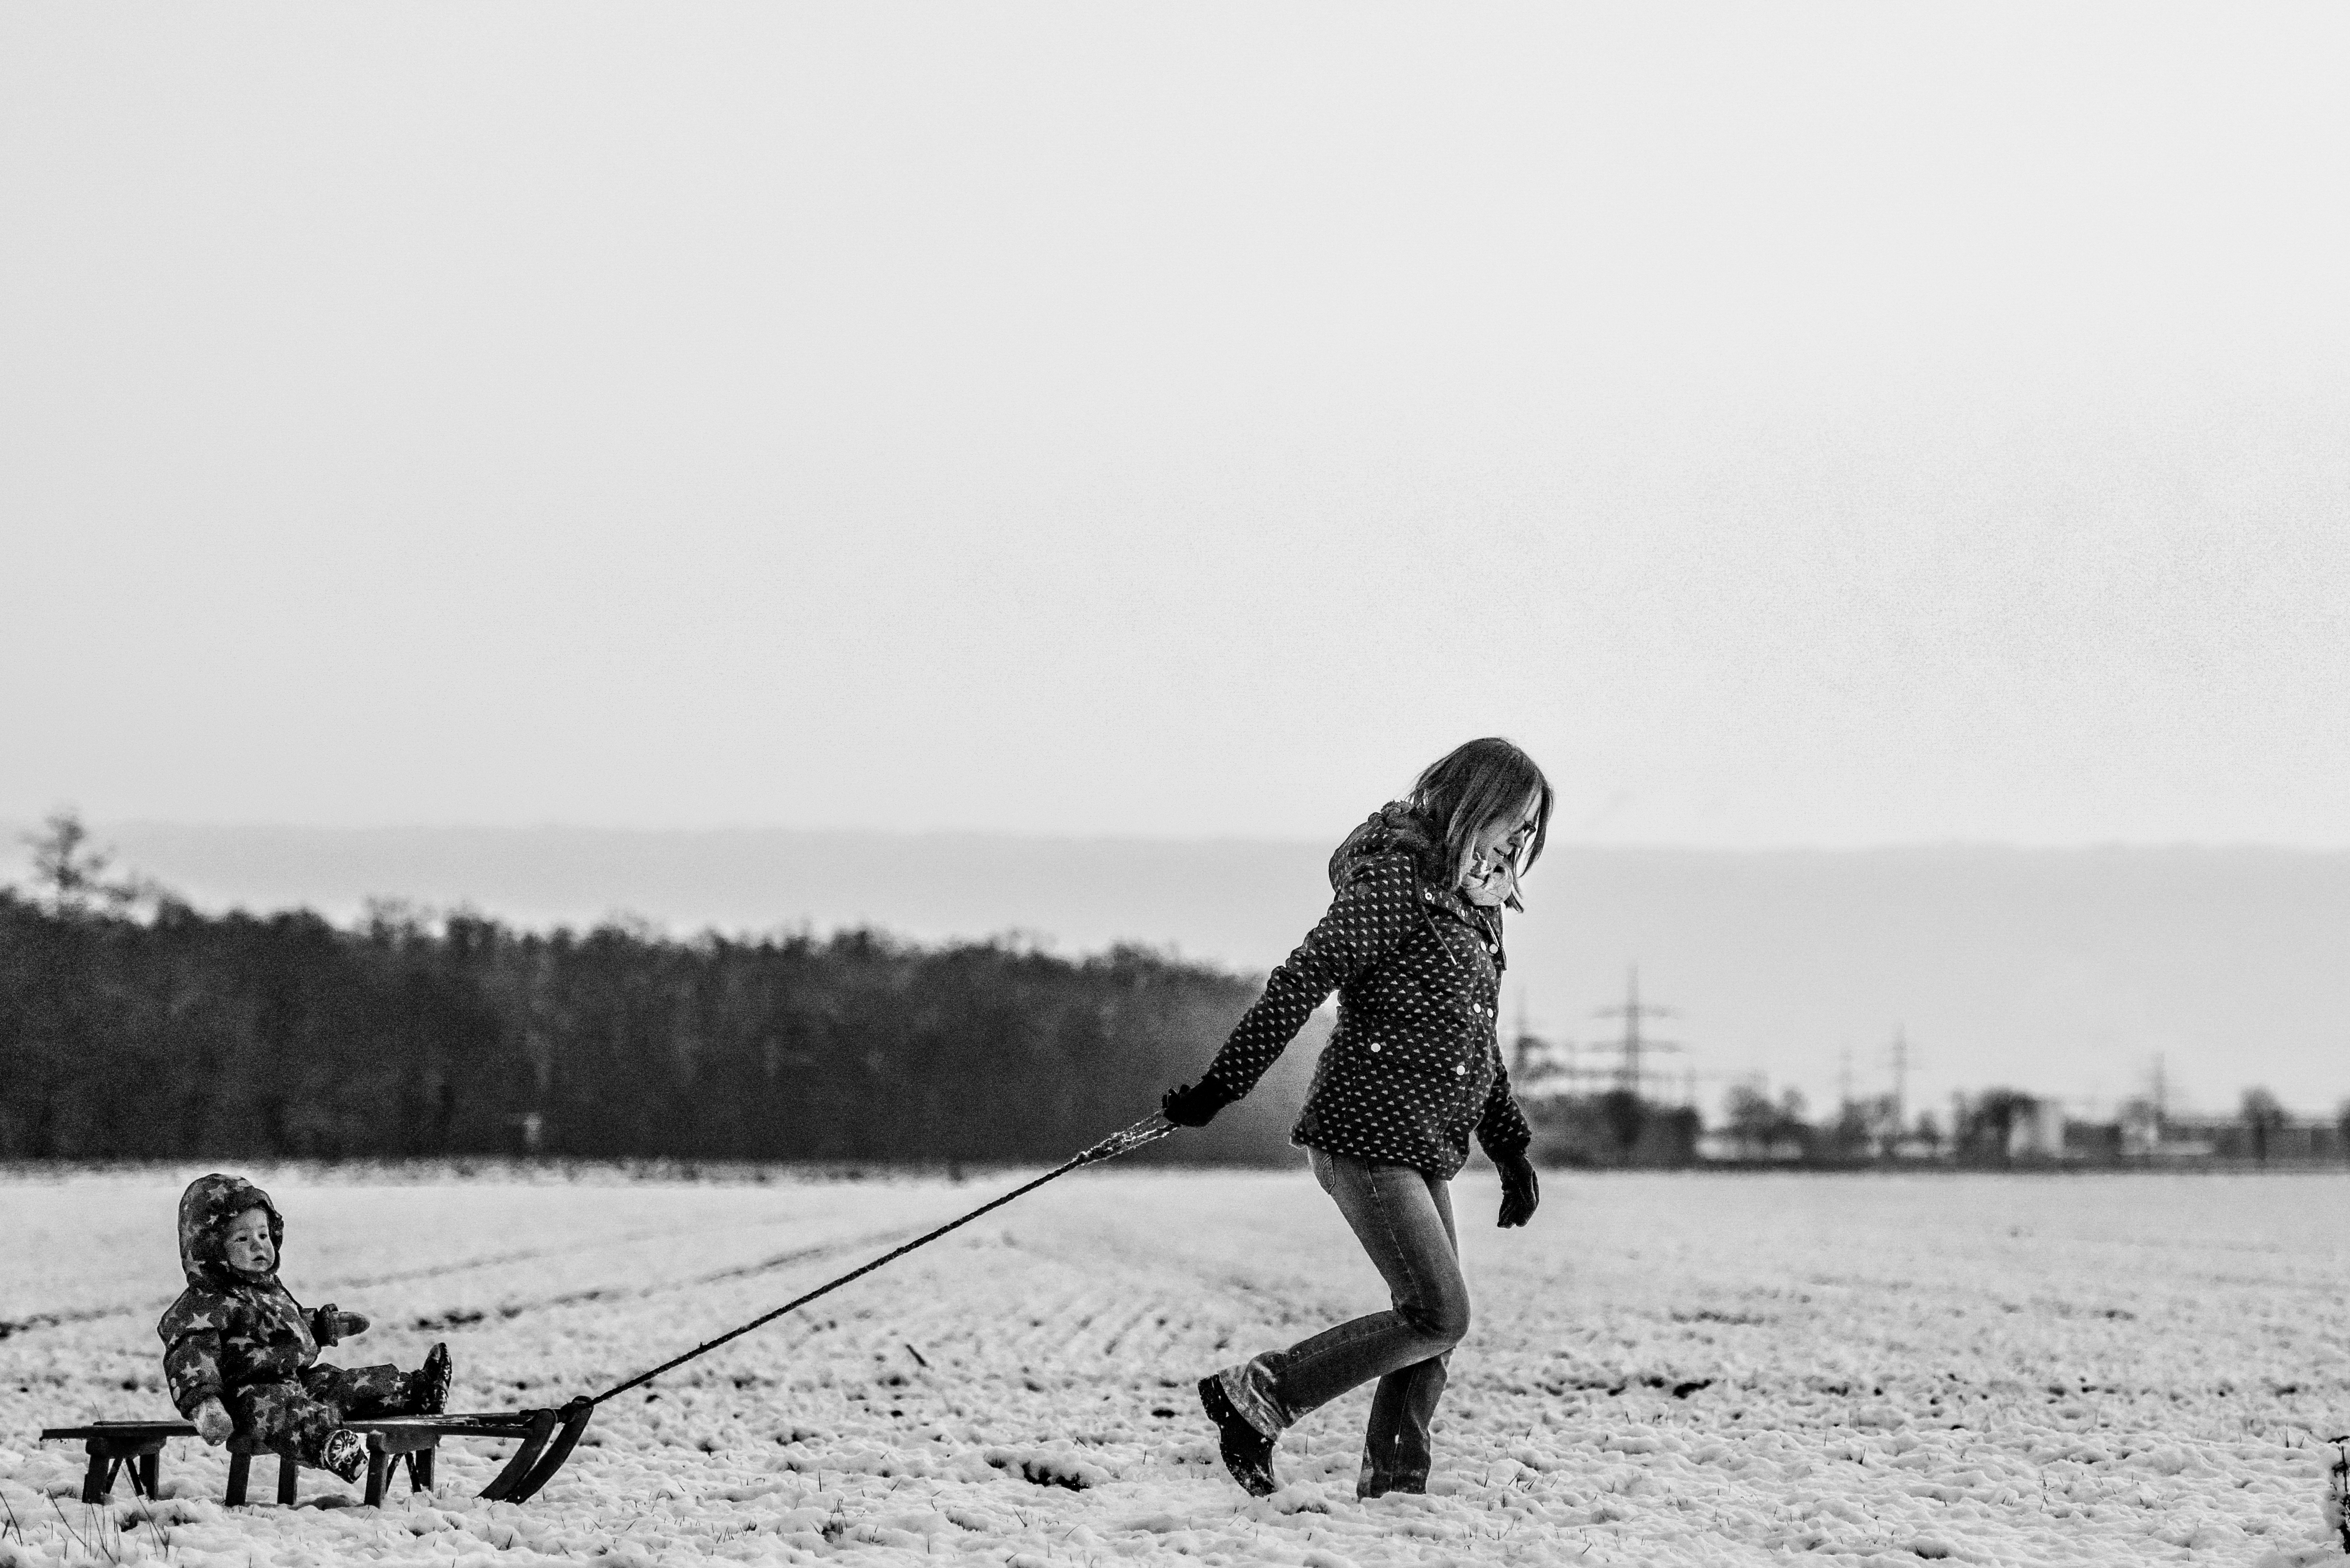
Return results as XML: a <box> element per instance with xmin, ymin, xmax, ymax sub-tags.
<box><xmin>2</xmin><ymin>1164</ymin><xmax>2344</xmax><ymax>1566</ymax></box>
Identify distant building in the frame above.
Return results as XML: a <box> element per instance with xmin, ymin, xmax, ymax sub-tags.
<box><xmin>2148</xmin><ymin>1115</ymin><xmax>2342</xmax><ymax>1164</ymax></box>
<box><xmin>1696</xmin><ymin>1128</ymin><xmax>1806</xmax><ymax>1163</ymax></box>
<box><xmin>2006</xmin><ymin>1101</ymin><xmax>2067</xmax><ymax>1161</ymax></box>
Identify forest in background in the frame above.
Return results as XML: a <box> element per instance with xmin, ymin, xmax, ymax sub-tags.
<box><xmin>0</xmin><ymin>884</ymin><xmax>1315</xmax><ymax>1165</ymax></box>
<box><xmin>0</xmin><ymin>812</ymin><xmax>1341</xmax><ymax>1163</ymax></box>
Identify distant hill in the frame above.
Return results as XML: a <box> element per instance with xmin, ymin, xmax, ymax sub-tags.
<box><xmin>13</xmin><ymin>823</ymin><xmax>2348</xmax><ymax>1121</ymax></box>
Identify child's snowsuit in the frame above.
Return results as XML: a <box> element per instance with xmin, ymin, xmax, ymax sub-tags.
<box><xmin>156</xmin><ymin>1173</ymin><xmax>416</xmax><ymax>1468</ymax></box>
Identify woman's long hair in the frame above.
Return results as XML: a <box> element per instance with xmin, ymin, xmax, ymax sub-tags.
<box><xmin>1407</xmin><ymin>737</ymin><xmax>1553</xmax><ymax>908</ymax></box>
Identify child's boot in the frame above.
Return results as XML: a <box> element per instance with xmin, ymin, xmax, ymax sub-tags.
<box><xmin>408</xmin><ymin>1342</ymin><xmax>452</xmax><ymax>1415</ymax></box>
<box><xmin>318</xmin><ymin>1428</ymin><xmax>369</xmax><ymax>1483</ymax></box>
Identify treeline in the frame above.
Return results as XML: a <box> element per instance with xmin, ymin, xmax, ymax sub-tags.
<box><xmin>1520</xmin><ymin>1090</ymin><xmax>1702</xmax><ymax>1169</ymax></box>
<box><xmin>1697</xmin><ymin>1079</ymin><xmax>2348</xmax><ymax>1168</ymax></box>
<box><xmin>0</xmin><ymin>887</ymin><xmax>1295</xmax><ymax>1165</ymax></box>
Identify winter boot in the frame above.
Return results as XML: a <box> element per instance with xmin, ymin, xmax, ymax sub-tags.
<box><xmin>318</xmin><ymin>1428</ymin><xmax>369</xmax><ymax>1484</ymax></box>
<box><xmin>1357</xmin><ymin>1470</ymin><xmax>1425</xmax><ymax>1500</ymax></box>
<box><xmin>408</xmin><ymin>1342</ymin><xmax>452</xmax><ymax>1416</ymax></box>
<box><xmin>1197</xmin><ymin>1374</ymin><xmax>1278</xmax><ymax>1497</ymax></box>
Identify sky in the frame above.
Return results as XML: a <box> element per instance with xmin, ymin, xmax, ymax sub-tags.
<box><xmin>5</xmin><ymin>1</ymin><xmax>2348</xmax><ymax>850</ymax></box>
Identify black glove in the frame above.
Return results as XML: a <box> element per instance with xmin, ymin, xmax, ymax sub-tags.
<box><xmin>1494</xmin><ymin>1149</ymin><xmax>1539</xmax><ymax>1228</ymax></box>
<box><xmin>1160</xmin><ymin>1080</ymin><xmax>1233</xmax><ymax>1128</ymax></box>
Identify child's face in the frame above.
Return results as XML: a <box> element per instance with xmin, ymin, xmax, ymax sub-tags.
<box><xmin>222</xmin><ymin>1207</ymin><xmax>276</xmax><ymax>1274</ymax></box>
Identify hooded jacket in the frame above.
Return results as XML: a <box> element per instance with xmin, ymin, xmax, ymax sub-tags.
<box><xmin>155</xmin><ymin>1174</ymin><xmax>348</xmax><ymax>1417</ymax></box>
<box><xmin>1193</xmin><ymin>803</ymin><xmax>1533</xmax><ymax>1179</ymax></box>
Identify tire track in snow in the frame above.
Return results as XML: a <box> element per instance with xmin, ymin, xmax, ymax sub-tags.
<box><xmin>0</xmin><ymin>1214</ymin><xmax>861</xmax><ymax>1341</ymax></box>
<box><xmin>765</xmin><ymin>1234</ymin><xmax>1275</xmax><ymax>1393</ymax></box>
<box><xmin>0</xmin><ymin>1303</ymin><xmax>133</xmax><ymax>1342</ymax></box>
<box><xmin>408</xmin><ymin>1224</ymin><xmax>926</xmax><ymax>1332</ymax></box>
<box><xmin>977</xmin><ymin>1222</ymin><xmax>1334</xmax><ymax>1339</ymax></box>
<box><xmin>1095</xmin><ymin>1301</ymin><xmax>1162</xmax><ymax>1360</ymax></box>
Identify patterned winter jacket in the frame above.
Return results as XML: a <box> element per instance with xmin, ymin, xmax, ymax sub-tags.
<box><xmin>1194</xmin><ymin>803</ymin><xmax>1534</xmax><ymax>1179</ymax></box>
<box><xmin>155</xmin><ymin>1174</ymin><xmax>351</xmax><ymax>1417</ymax></box>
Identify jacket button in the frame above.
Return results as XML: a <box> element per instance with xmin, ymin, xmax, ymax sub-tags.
<box><xmin>1453</xmin><ymin>1063</ymin><xmax>1466</xmax><ymax>1076</ymax></box>
<box><xmin>1369</xmin><ymin>1042</ymin><xmax>1382</xmax><ymax>1053</ymax></box>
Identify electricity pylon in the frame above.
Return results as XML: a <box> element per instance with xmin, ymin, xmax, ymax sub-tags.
<box><xmin>1589</xmin><ymin>965</ymin><xmax>1682</xmax><ymax>1098</ymax></box>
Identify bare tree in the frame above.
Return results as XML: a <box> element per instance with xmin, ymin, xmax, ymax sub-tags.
<box><xmin>20</xmin><ymin>808</ymin><xmax>154</xmax><ymax>916</ymax></box>
<box><xmin>1721</xmin><ymin>1080</ymin><xmax>1810</xmax><ymax>1160</ymax></box>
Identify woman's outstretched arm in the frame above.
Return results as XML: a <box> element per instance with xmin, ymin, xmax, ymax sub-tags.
<box><xmin>1168</xmin><ymin>853</ymin><xmax>1421</xmax><ymax>1119</ymax></box>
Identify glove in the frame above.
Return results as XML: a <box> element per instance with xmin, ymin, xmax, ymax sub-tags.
<box><xmin>313</xmin><ymin>1304</ymin><xmax>370</xmax><ymax>1345</ymax></box>
<box><xmin>1494</xmin><ymin>1149</ymin><xmax>1539</xmax><ymax>1228</ymax></box>
<box><xmin>1160</xmin><ymin>1081</ymin><xmax>1233</xmax><ymax>1128</ymax></box>
<box><xmin>194</xmin><ymin>1397</ymin><xmax>234</xmax><ymax>1445</ymax></box>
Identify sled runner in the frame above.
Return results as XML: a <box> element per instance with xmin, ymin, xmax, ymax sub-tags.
<box><xmin>43</xmin><ymin>1114</ymin><xmax>1172</xmax><ymax>1508</ymax></box>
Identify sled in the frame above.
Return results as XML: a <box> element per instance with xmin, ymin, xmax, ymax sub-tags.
<box><xmin>45</xmin><ymin>1114</ymin><xmax>1170</xmax><ymax>1508</ymax></box>
<box><xmin>41</xmin><ymin>1403</ymin><xmax>594</xmax><ymax>1506</ymax></box>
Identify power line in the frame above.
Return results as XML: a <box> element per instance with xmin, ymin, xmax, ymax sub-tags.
<box><xmin>1889</xmin><ymin>1026</ymin><xmax>1909</xmax><ymax>1131</ymax></box>
<box><xmin>1589</xmin><ymin>965</ymin><xmax>1683</xmax><ymax>1097</ymax></box>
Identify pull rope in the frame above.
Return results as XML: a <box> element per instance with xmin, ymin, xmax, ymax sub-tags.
<box><xmin>587</xmin><ymin>1113</ymin><xmax>1176</xmax><ymax>1407</ymax></box>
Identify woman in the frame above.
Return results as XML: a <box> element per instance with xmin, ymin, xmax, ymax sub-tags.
<box><xmin>1160</xmin><ymin>736</ymin><xmax>1550</xmax><ymax>1500</ymax></box>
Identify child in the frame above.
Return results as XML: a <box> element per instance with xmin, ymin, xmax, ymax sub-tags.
<box><xmin>156</xmin><ymin>1173</ymin><xmax>453</xmax><ymax>1483</ymax></box>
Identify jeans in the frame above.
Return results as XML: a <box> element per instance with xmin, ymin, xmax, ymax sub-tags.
<box><xmin>1222</xmin><ymin>1147</ymin><xmax>1468</xmax><ymax>1495</ymax></box>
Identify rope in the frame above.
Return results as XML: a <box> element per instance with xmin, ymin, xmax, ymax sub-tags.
<box><xmin>587</xmin><ymin>1113</ymin><xmax>1176</xmax><ymax>1407</ymax></box>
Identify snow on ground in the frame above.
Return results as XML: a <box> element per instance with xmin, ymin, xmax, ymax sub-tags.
<box><xmin>3</xmin><ymin>1164</ymin><xmax>2346</xmax><ymax>1566</ymax></box>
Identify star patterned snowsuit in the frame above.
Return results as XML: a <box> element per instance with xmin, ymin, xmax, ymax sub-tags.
<box><xmin>156</xmin><ymin>1174</ymin><xmax>418</xmax><ymax>1467</ymax></box>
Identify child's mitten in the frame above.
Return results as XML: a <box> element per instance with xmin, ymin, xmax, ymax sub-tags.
<box><xmin>311</xmin><ymin>1304</ymin><xmax>371</xmax><ymax>1344</ymax></box>
<box><xmin>195</xmin><ymin>1397</ymin><xmax>233</xmax><ymax>1445</ymax></box>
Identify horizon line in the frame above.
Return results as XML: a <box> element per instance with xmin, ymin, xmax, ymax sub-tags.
<box><xmin>6</xmin><ymin>815</ymin><xmax>2349</xmax><ymax>857</ymax></box>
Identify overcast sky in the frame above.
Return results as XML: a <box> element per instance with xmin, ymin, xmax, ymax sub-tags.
<box><xmin>4</xmin><ymin>3</ymin><xmax>2345</xmax><ymax>848</ymax></box>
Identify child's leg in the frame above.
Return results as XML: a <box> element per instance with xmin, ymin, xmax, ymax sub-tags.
<box><xmin>300</xmin><ymin>1362</ymin><xmax>412</xmax><ymax>1419</ymax></box>
<box><xmin>232</xmin><ymin>1380</ymin><xmax>345</xmax><ymax>1467</ymax></box>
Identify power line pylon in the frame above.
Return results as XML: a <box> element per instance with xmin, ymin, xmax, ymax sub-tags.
<box><xmin>1509</xmin><ymin>987</ymin><xmax>1544</xmax><ymax>1083</ymax></box>
<box><xmin>1889</xmin><ymin>1026</ymin><xmax>1909</xmax><ymax>1132</ymax></box>
<box><xmin>1591</xmin><ymin>965</ymin><xmax>1682</xmax><ymax>1098</ymax></box>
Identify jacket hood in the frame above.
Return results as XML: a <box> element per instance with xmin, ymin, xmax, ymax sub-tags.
<box><xmin>176</xmin><ymin>1172</ymin><xmax>283</xmax><ymax>1290</ymax></box>
<box><xmin>1328</xmin><ymin>801</ymin><xmax>1443</xmax><ymax>892</ymax></box>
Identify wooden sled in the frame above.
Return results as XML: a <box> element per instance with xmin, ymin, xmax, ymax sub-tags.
<box><xmin>41</xmin><ymin>1399</ymin><xmax>594</xmax><ymax>1508</ymax></box>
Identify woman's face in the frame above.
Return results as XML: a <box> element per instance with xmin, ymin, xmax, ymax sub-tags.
<box><xmin>1461</xmin><ymin>793</ymin><xmax>1541</xmax><ymax>904</ymax></box>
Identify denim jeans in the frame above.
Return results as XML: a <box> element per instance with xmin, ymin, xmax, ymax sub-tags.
<box><xmin>1221</xmin><ymin>1147</ymin><xmax>1468</xmax><ymax>1495</ymax></box>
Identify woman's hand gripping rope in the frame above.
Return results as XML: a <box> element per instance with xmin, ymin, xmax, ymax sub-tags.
<box><xmin>1160</xmin><ymin>1080</ymin><xmax>1234</xmax><ymax>1128</ymax></box>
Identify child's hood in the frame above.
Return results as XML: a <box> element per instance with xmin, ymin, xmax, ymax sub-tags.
<box><xmin>176</xmin><ymin>1172</ymin><xmax>285</xmax><ymax>1289</ymax></box>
